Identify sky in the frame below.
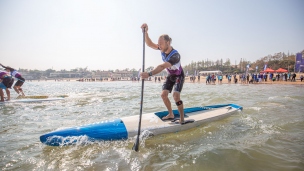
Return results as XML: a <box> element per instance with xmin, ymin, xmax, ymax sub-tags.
<box><xmin>0</xmin><ymin>0</ymin><xmax>303</xmax><ymax>71</ymax></box>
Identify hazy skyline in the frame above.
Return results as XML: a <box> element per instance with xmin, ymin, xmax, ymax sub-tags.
<box><xmin>1</xmin><ymin>0</ymin><xmax>303</xmax><ymax>71</ymax></box>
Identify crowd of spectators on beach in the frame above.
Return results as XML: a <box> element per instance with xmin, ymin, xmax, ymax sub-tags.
<box><xmin>55</xmin><ymin>72</ymin><xmax>303</xmax><ymax>83</ymax></box>
<box><xmin>188</xmin><ymin>72</ymin><xmax>303</xmax><ymax>85</ymax></box>
<box><xmin>26</xmin><ymin>73</ymin><xmax>304</xmax><ymax>83</ymax></box>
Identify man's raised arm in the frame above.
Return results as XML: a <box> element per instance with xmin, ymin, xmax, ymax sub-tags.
<box><xmin>141</xmin><ymin>23</ymin><xmax>158</xmax><ymax>50</ymax></box>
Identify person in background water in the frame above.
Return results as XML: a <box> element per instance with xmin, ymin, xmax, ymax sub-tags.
<box><xmin>140</xmin><ymin>23</ymin><xmax>185</xmax><ymax>124</ymax></box>
<box><xmin>0</xmin><ymin>70</ymin><xmax>13</xmax><ymax>102</ymax></box>
<box><xmin>218</xmin><ymin>74</ymin><xmax>223</xmax><ymax>84</ymax></box>
<box><xmin>291</xmin><ymin>73</ymin><xmax>296</xmax><ymax>82</ymax></box>
<box><xmin>0</xmin><ymin>64</ymin><xmax>25</xmax><ymax>97</ymax></box>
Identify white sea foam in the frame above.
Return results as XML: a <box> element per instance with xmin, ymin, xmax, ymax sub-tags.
<box><xmin>247</xmin><ymin>107</ymin><xmax>262</xmax><ymax>111</ymax></box>
<box><xmin>268</xmin><ymin>96</ymin><xmax>278</xmax><ymax>100</ymax></box>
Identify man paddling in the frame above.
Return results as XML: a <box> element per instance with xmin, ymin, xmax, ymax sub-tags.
<box><xmin>0</xmin><ymin>64</ymin><xmax>25</xmax><ymax>97</ymax></box>
<box><xmin>140</xmin><ymin>23</ymin><xmax>185</xmax><ymax>124</ymax></box>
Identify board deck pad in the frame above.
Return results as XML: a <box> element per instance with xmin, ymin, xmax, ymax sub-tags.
<box><xmin>161</xmin><ymin>114</ymin><xmax>190</xmax><ymax>121</ymax></box>
<box><xmin>155</xmin><ymin>111</ymin><xmax>189</xmax><ymax>120</ymax></box>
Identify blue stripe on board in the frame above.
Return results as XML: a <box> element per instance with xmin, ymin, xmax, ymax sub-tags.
<box><xmin>40</xmin><ymin>119</ymin><xmax>128</xmax><ymax>146</ymax></box>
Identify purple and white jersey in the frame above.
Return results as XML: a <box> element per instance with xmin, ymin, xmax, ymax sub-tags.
<box><xmin>161</xmin><ymin>49</ymin><xmax>183</xmax><ymax>76</ymax></box>
<box><xmin>0</xmin><ymin>71</ymin><xmax>9</xmax><ymax>79</ymax></box>
<box><xmin>10</xmin><ymin>70</ymin><xmax>21</xmax><ymax>78</ymax></box>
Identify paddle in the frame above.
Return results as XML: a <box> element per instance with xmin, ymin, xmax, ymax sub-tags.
<box><xmin>132</xmin><ymin>27</ymin><xmax>145</xmax><ymax>152</ymax></box>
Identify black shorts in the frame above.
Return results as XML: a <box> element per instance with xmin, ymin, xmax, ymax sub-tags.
<box><xmin>162</xmin><ymin>74</ymin><xmax>184</xmax><ymax>93</ymax></box>
<box><xmin>2</xmin><ymin>77</ymin><xmax>14</xmax><ymax>89</ymax></box>
<box><xmin>15</xmin><ymin>76</ymin><xmax>25</xmax><ymax>87</ymax></box>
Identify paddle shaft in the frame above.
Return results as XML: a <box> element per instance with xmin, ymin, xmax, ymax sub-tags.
<box><xmin>132</xmin><ymin>28</ymin><xmax>145</xmax><ymax>152</ymax></box>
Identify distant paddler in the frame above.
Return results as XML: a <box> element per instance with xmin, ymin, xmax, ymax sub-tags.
<box><xmin>0</xmin><ymin>63</ymin><xmax>25</xmax><ymax>97</ymax></box>
<box><xmin>0</xmin><ymin>70</ymin><xmax>13</xmax><ymax>102</ymax></box>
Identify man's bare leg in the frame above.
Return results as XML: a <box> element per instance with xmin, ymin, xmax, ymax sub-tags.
<box><xmin>14</xmin><ymin>86</ymin><xmax>20</xmax><ymax>95</ymax></box>
<box><xmin>5</xmin><ymin>88</ymin><xmax>10</xmax><ymax>101</ymax></box>
<box><xmin>18</xmin><ymin>87</ymin><xmax>25</xmax><ymax>96</ymax></box>
<box><xmin>161</xmin><ymin>90</ymin><xmax>174</xmax><ymax>119</ymax></box>
<box><xmin>0</xmin><ymin>89</ymin><xmax>4</xmax><ymax>102</ymax></box>
<box><xmin>173</xmin><ymin>91</ymin><xmax>184</xmax><ymax>124</ymax></box>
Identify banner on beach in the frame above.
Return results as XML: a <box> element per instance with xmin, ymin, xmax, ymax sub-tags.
<box><xmin>264</xmin><ymin>64</ymin><xmax>267</xmax><ymax>71</ymax></box>
<box><xmin>295</xmin><ymin>53</ymin><xmax>304</xmax><ymax>72</ymax></box>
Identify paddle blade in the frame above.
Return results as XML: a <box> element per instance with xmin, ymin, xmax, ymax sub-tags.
<box><xmin>132</xmin><ymin>137</ymin><xmax>140</xmax><ymax>152</ymax></box>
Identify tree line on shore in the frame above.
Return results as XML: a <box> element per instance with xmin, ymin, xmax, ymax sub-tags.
<box><xmin>15</xmin><ymin>50</ymin><xmax>304</xmax><ymax>78</ymax></box>
<box><xmin>183</xmin><ymin>50</ymin><xmax>303</xmax><ymax>75</ymax></box>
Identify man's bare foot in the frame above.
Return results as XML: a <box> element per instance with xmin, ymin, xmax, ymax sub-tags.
<box><xmin>162</xmin><ymin>114</ymin><xmax>175</xmax><ymax>120</ymax></box>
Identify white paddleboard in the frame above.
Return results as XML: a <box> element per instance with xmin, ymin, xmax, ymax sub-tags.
<box><xmin>0</xmin><ymin>97</ymin><xmax>64</xmax><ymax>104</ymax></box>
<box><xmin>40</xmin><ymin>104</ymin><xmax>243</xmax><ymax>146</ymax></box>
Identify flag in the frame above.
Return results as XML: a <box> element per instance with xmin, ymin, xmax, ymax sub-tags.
<box><xmin>194</xmin><ymin>70</ymin><xmax>197</xmax><ymax>76</ymax></box>
<box><xmin>245</xmin><ymin>64</ymin><xmax>250</xmax><ymax>75</ymax></box>
<box><xmin>263</xmin><ymin>64</ymin><xmax>267</xmax><ymax>71</ymax></box>
<box><xmin>137</xmin><ymin>68</ymin><xmax>141</xmax><ymax>78</ymax></box>
<box><xmin>256</xmin><ymin>66</ymin><xmax>258</xmax><ymax>70</ymax></box>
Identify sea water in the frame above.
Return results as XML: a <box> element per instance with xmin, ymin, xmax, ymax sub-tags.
<box><xmin>0</xmin><ymin>81</ymin><xmax>303</xmax><ymax>171</ymax></box>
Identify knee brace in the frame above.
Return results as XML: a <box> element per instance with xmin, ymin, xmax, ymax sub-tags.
<box><xmin>175</xmin><ymin>100</ymin><xmax>183</xmax><ymax>106</ymax></box>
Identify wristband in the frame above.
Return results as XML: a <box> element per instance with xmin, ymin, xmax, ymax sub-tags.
<box><xmin>148</xmin><ymin>71</ymin><xmax>153</xmax><ymax>76</ymax></box>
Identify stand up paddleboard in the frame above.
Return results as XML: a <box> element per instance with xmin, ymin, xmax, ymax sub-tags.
<box><xmin>17</xmin><ymin>95</ymin><xmax>49</xmax><ymax>99</ymax></box>
<box><xmin>0</xmin><ymin>97</ymin><xmax>64</xmax><ymax>104</ymax></box>
<box><xmin>40</xmin><ymin>104</ymin><xmax>242</xmax><ymax>146</ymax></box>
<box><xmin>17</xmin><ymin>95</ymin><xmax>68</xmax><ymax>99</ymax></box>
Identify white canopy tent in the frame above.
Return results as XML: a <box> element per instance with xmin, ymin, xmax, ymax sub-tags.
<box><xmin>199</xmin><ymin>70</ymin><xmax>222</xmax><ymax>75</ymax></box>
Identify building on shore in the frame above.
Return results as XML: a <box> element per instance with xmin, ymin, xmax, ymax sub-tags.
<box><xmin>49</xmin><ymin>72</ymin><xmax>81</xmax><ymax>78</ymax></box>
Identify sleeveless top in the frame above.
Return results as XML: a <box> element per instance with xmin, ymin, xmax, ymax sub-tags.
<box><xmin>161</xmin><ymin>49</ymin><xmax>183</xmax><ymax>76</ymax></box>
<box><xmin>10</xmin><ymin>70</ymin><xmax>21</xmax><ymax>78</ymax></box>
